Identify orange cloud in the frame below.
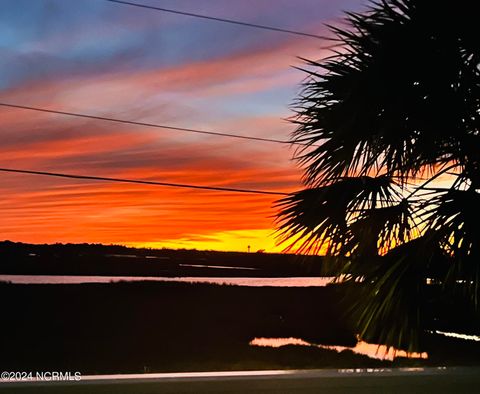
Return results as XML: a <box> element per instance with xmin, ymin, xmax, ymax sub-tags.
<box><xmin>0</xmin><ymin>30</ymin><xmax>333</xmax><ymax>251</ymax></box>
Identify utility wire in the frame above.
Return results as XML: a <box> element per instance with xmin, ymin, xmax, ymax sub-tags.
<box><xmin>105</xmin><ymin>0</ymin><xmax>329</xmax><ymax>40</ymax></box>
<box><xmin>0</xmin><ymin>103</ymin><xmax>313</xmax><ymax>147</ymax></box>
<box><xmin>0</xmin><ymin>168</ymin><xmax>289</xmax><ymax>196</ymax></box>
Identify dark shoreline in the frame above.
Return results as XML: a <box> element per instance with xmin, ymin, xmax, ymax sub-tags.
<box><xmin>0</xmin><ymin>240</ymin><xmax>332</xmax><ymax>278</ymax></box>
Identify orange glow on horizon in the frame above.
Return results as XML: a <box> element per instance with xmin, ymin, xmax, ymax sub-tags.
<box><xmin>0</xmin><ymin>28</ymin><xmax>324</xmax><ymax>251</ymax></box>
<box><xmin>128</xmin><ymin>229</ymin><xmax>284</xmax><ymax>253</ymax></box>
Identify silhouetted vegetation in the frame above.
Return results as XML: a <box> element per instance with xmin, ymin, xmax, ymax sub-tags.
<box><xmin>0</xmin><ymin>240</ymin><xmax>336</xmax><ymax>278</ymax></box>
<box><xmin>277</xmin><ymin>0</ymin><xmax>480</xmax><ymax>351</ymax></box>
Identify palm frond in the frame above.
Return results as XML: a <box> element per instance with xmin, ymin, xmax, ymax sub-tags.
<box><xmin>290</xmin><ymin>0</ymin><xmax>479</xmax><ymax>186</ymax></box>
<box><xmin>278</xmin><ymin>0</ymin><xmax>480</xmax><ymax>351</ymax></box>
<box><xmin>347</xmin><ymin>237</ymin><xmax>442</xmax><ymax>352</ymax></box>
<box><xmin>348</xmin><ymin>199</ymin><xmax>414</xmax><ymax>256</ymax></box>
<box><xmin>420</xmin><ymin>189</ymin><xmax>480</xmax><ymax>306</ymax></box>
<box><xmin>275</xmin><ymin>176</ymin><xmax>400</xmax><ymax>255</ymax></box>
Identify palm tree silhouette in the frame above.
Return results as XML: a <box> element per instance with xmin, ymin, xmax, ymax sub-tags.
<box><xmin>276</xmin><ymin>0</ymin><xmax>479</xmax><ymax>351</ymax></box>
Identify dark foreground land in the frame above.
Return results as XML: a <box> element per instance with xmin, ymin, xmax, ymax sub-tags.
<box><xmin>0</xmin><ymin>281</ymin><xmax>368</xmax><ymax>374</ymax></box>
<box><xmin>0</xmin><ymin>281</ymin><xmax>479</xmax><ymax>375</ymax></box>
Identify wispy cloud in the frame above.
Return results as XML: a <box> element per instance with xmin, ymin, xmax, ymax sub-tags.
<box><xmin>0</xmin><ymin>0</ymin><xmax>363</xmax><ymax>250</ymax></box>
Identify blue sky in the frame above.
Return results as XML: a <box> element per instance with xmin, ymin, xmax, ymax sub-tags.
<box><xmin>0</xmin><ymin>0</ymin><xmax>366</xmax><ymax>250</ymax></box>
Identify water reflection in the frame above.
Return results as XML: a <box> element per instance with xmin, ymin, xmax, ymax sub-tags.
<box><xmin>250</xmin><ymin>337</ymin><xmax>428</xmax><ymax>361</ymax></box>
<box><xmin>250</xmin><ymin>337</ymin><xmax>311</xmax><ymax>348</ymax></box>
<box><xmin>0</xmin><ymin>275</ymin><xmax>334</xmax><ymax>287</ymax></box>
<box><xmin>431</xmin><ymin>330</ymin><xmax>480</xmax><ymax>342</ymax></box>
<box><xmin>318</xmin><ymin>341</ymin><xmax>428</xmax><ymax>361</ymax></box>
<box><xmin>178</xmin><ymin>264</ymin><xmax>258</xmax><ymax>271</ymax></box>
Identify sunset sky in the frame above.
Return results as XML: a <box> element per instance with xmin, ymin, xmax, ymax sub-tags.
<box><xmin>0</xmin><ymin>0</ymin><xmax>365</xmax><ymax>252</ymax></box>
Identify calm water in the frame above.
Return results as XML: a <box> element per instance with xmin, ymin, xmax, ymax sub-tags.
<box><xmin>0</xmin><ymin>275</ymin><xmax>335</xmax><ymax>287</ymax></box>
<box><xmin>249</xmin><ymin>337</ymin><xmax>428</xmax><ymax>361</ymax></box>
<box><xmin>178</xmin><ymin>263</ymin><xmax>258</xmax><ymax>271</ymax></box>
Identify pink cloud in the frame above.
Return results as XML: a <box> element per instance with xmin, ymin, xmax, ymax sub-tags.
<box><xmin>0</xmin><ymin>21</ymin><xmax>331</xmax><ymax>247</ymax></box>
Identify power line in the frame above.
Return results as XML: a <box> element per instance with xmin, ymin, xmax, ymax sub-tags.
<box><xmin>0</xmin><ymin>102</ymin><xmax>310</xmax><ymax>147</ymax></box>
<box><xmin>0</xmin><ymin>168</ymin><xmax>289</xmax><ymax>196</ymax></box>
<box><xmin>105</xmin><ymin>0</ymin><xmax>329</xmax><ymax>40</ymax></box>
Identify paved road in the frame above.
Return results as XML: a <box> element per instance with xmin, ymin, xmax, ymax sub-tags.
<box><xmin>2</xmin><ymin>367</ymin><xmax>480</xmax><ymax>393</ymax></box>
